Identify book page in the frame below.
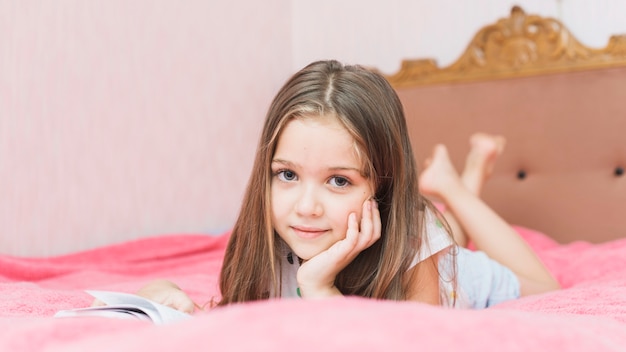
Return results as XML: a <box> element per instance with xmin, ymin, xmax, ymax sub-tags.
<box><xmin>54</xmin><ymin>305</ymin><xmax>154</xmax><ymax>322</ymax></box>
<box><xmin>54</xmin><ymin>290</ymin><xmax>192</xmax><ymax>324</ymax></box>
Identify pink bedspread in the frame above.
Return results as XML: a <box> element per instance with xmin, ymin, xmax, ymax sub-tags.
<box><xmin>1</xmin><ymin>227</ymin><xmax>625</xmax><ymax>351</ymax></box>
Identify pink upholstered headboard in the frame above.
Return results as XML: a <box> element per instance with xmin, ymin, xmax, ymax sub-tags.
<box><xmin>383</xmin><ymin>6</ymin><xmax>626</xmax><ymax>244</ymax></box>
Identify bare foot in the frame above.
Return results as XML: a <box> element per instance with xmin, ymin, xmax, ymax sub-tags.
<box><xmin>461</xmin><ymin>133</ymin><xmax>506</xmax><ymax>195</ymax></box>
<box><xmin>419</xmin><ymin>144</ymin><xmax>464</xmax><ymax>201</ymax></box>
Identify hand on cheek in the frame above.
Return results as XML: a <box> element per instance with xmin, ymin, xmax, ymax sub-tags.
<box><xmin>350</xmin><ymin>198</ymin><xmax>382</xmax><ymax>251</ymax></box>
<box><xmin>296</xmin><ymin>199</ymin><xmax>382</xmax><ymax>298</ymax></box>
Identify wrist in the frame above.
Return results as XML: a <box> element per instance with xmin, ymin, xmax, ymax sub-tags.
<box><xmin>297</xmin><ymin>284</ymin><xmax>343</xmax><ymax>299</ymax></box>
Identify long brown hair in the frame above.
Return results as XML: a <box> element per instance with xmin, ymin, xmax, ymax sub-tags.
<box><xmin>218</xmin><ymin>60</ymin><xmax>445</xmax><ymax>305</ymax></box>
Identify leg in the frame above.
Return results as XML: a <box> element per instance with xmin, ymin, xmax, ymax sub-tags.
<box><xmin>423</xmin><ymin>133</ymin><xmax>505</xmax><ymax>247</ymax></box>
<box><xmin>419</xmin><ymin>145</ymin><xmax>559</xmax><ymax>296</ymax></box>
<box><xmin>460</xmin><ymin>133</ymin><xmax>506</xmax><ymax>195</ymax></box>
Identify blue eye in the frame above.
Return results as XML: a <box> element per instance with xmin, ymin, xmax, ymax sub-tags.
<box><xmin>277</xmin><ymin>170</ymin><xmax>297</xmax><ymax>182</ymax></box>
<box><xmin>329</xmin><ymin>176</ymin><xmax>350</xmax><ymax>188</ymax></box>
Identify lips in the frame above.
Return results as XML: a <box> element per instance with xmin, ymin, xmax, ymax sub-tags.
<box><xmin>291</xmin><ymin>226</ymin><xmax>328</xmax><ymax>239</ymax></box>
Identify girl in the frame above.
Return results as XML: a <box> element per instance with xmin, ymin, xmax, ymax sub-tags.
<box><xmin>136</xmin><ymin>60</ymin><xmax>559</xmax><ymax>311</ymax></box>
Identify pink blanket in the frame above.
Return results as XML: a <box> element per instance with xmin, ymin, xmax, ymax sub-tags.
<box><xmin>1</xmin><ymin>227</ymin><xmax>625</xmax><ymax>351</ymax></box>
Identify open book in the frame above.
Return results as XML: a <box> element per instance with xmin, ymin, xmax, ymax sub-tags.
<box><xmin>54</xmin><ymin>290</ymin><xmax>192</xmax><ymax>325</ymax></box>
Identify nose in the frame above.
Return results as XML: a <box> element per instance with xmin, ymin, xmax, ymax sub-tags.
<box><xmin>295</xmin><ymin>185</ymin><xmax>323</xmax><ymax>217</ymax></box>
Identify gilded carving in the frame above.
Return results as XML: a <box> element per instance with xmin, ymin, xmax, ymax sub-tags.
<box><xmin>385</xmin><ymin>6</ymin><xmax>626</xmax><ymax>88</ymax></box>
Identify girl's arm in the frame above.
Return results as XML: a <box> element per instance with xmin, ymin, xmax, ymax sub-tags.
<box><xmin>404</xmin><ymin>254</ymin><xmax>442</xmax><ymax>305</ymax></box>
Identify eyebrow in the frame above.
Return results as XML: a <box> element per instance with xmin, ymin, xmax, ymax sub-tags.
<box><xmin>271</xmin><ymin>158</ymin><xmax>365</xmax><ymax>175</ymax></box>
<box><xmin>271</xmin><ymin>158</ymin><xmax>293</xmax><ymax>167</ymax></box>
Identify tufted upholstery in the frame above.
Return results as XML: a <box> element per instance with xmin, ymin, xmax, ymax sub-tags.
<box><xmin>396</xmin><ymin>66</ymin><xmax>626</xmax><ymax>243</ymax></box>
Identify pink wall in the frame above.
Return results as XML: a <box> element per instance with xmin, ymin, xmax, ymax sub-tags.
<box><xmin>3</xmin><ymin>0</ymin><xmax>624</xmax><ymax>256</ymax></box>
<box><xmin>0</xmin><ymin>0</ymin><xmax>291</xmax><ymax>256</ymax></box>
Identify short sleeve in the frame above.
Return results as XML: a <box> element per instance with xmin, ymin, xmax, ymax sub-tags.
<box><xmin>409</xmin><ymin>208</ymin><xmax>454</xmax><ymax>269</ymax></box>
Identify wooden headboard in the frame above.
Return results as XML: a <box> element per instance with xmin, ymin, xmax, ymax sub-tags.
<box><xmin>384</xmin><ymin>6</ymin><xmax>626</xmax><ymax>244</ymax></box>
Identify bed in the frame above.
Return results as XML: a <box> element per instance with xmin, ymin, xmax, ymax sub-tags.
<box><xmin>2</xmin><ymin>6</ymin><xmax>626</xmax><ymax>351</ymax></box>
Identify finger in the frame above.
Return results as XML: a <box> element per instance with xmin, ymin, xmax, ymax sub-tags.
<box><xmin>369</xmin><ymin>200</ymin><xmax>382</xmax><ymax>245</ymax></box>
<box><xmin>345</xmin><ymin>212</ymin><xmax>360</xmax><ymax>244</ymax></box>
<box><xmin>162</xmin><ymin>291</ymin><xmax>195</xmax><ymax>314</ymax></box>
<box><xmin>331</xmin><ymin>213</ymin><xmax>361</xmax><ymax>258</ymax></box>
<box><xmin>357</xmin><ymin>199</ymin><xmax>374</xmax><ymax>248</ymax></box>
<box><xmin>91</xmin><ymin>298</ymin><xmax>106</xmax><ymax>307</ymax></box>
<box><xmin>172</xmin><ymin>292</ymin><xmax>196</xmax><ymax>314</ymax></box>
<box><xmin>328</xmin><ymin>212</ymin><xmax>360</xmax><ymax>259</ymax></box>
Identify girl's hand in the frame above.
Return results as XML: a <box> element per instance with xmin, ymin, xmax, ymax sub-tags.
<box><xmin>135</xmin><ymin>279</ymin><xmax>196</xmax><ymax>314</ymax></box>
<box><xmin>296</xmin><ymin>199</ymin><xmax>381</xmax><ymax>298</ymax></box>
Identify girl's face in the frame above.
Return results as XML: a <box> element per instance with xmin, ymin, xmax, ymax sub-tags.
<box><xmin>270</xmin><ymin>115</ymin><xmax>373</xmax><ymax>260</ymax></box>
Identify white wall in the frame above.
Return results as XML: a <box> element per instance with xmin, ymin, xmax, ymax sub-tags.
<box><xmin>292</xmin><ymin>0</ymin><xmax>626</xmax><ymax>74</ymax></box>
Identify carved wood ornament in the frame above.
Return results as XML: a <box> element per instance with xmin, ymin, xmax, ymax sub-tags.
<box><xmin>385</xmin><ymin>6</ymin><xmax>626</xmax><ymax>87</ymax></box>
